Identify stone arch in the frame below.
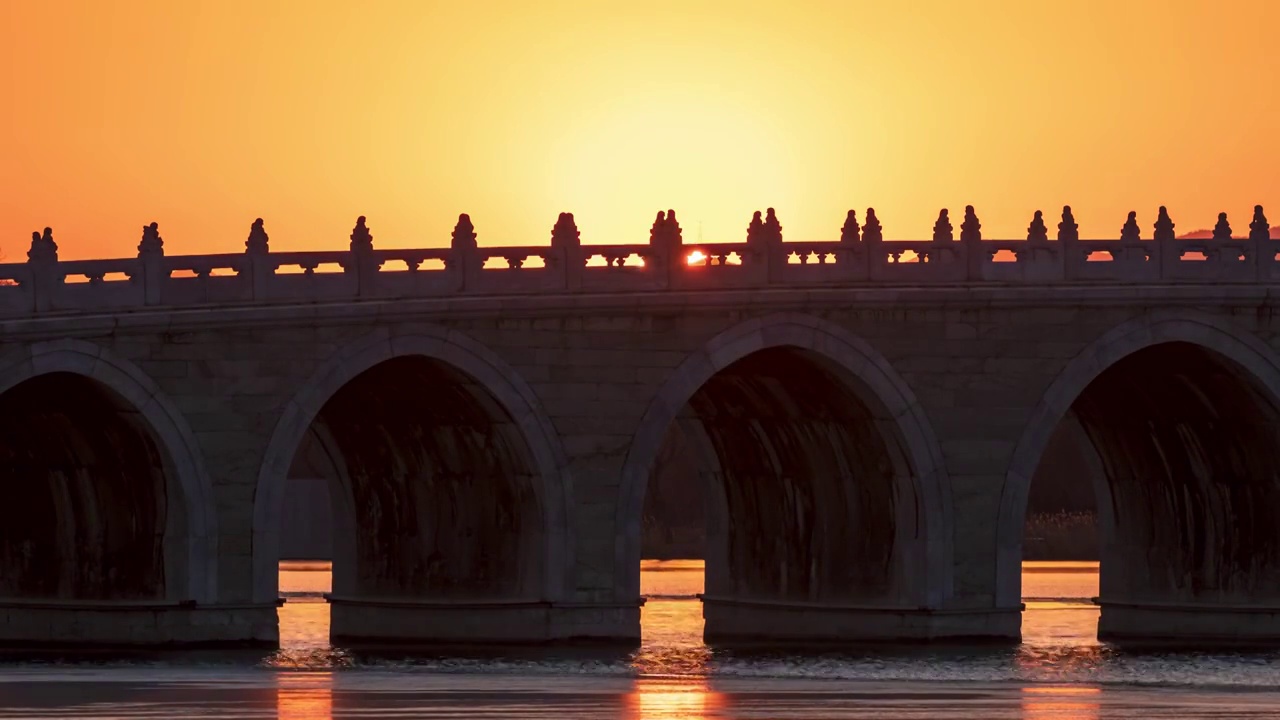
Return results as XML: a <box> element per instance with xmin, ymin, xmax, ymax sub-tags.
<box><xmin>616</xmin><ymin>312</ymin><xmax>953</xmax><ymax>605</ymax></box>
<box><xmin>0</xmin><ymin>339</ymin><xmax>217</xmax><ymax>603</ymax></box>
<box><xmin>251</xmin><ymin>326</ymin><xmax>573</xmax><ymax>604</ymax></box>
<box><xmin>996</xmin><ymin>310</ymin><xmax>1280</xmax><ymax>607</ymax></box>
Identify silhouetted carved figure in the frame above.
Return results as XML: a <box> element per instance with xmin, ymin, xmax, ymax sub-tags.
<box><xmin>763</xmin><ymin>208</ymin><xmax>782</xmax><ymax>243</ymax></box>
<box><xmin>1120</xmin><ymin>211</ymin><xmax>1141</xmax><ymax>242</ymax></box>
<box><xmin>664</xmin><ymin>209</ymin><xmax>682</xmax><ymax>243</ymax></box>
<box><xmin>551</xmin><ymin>212</ymin><xmax>579</xmax><ymax>248</ymax></box>
<box><xmin>138</xmin><ymin>222</ymin><xmax>164</xmax><ymax>256</ymax></box>
<box><xmin>960</xmin><ymin>205</ymin><xmax>981</xmax><ymax>242</ymax></box>
<box><xmin>1058</xmin><ymin>206</ymin><xmax>1079</xmax><ymax>241</ymax></box>
<box><xmin>1153</xmin><ymin>206</ymin><xmax>1176</xmax><ymax>241</ymax></box>
<box><xmin>451</xmin><ymin>214</ymin><xmax>477</xmax><ymax>250</ymax></box>
<box><xmin>1027</xmin><ymin>211</ymin><xmax>1048</xmax><ymax>242</ymax></box>
<box><xmin>863</xmin><ymin>208</ymin><xmax>883</xmax><ymax>242</ymax></box>
<box><xmin>932</xmin><ymin>209</ymin><xmax>953</xmax><ymax>242</ymax></box>
<box><xmin>27</xmin><ymin>227</ymin><xmax>57</xmax><ymax>263</ymax></box>
<box><xmin>1250</xmin><ymin>205</ymin><xmax>1271</xmax><ymax>242</ymax></box>
<box><xmin>650</xmin><ymin>211</ymin><xmax>667</xmax><ymax>245</ymax></box>
<box><xmin>1212</xmin><ymin>212</ymin><xmax>1233</xmax><ymax>241</ymax></box>
<box><xmin>246</xmin><ymin>218</ymin><xmax>269</xmax><ymax>254</ymax></box>
<box><xmin>841</xmin><ymin>210</ymin><xmax>860</xmax><ymax>243</ymax></box>
<box><xmin>747</xmin><ymin>210</ymin><xmax>765</xmax><ymax>244</ymax></box>
<box><xmin>349</xmin><ymin>216</ymin><xmax>373</xmax><ymax>253</ymax></box>
<box><xmin>651</xmin><ymin>209</ymin><xmax>682</xmax><ymax>259</ymax></box>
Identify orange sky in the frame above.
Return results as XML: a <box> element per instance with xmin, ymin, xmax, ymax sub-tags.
<box><xmin>2</xmin><ymin>1</ymin><xmax>1278</xmax><ymax>260</ymax></box>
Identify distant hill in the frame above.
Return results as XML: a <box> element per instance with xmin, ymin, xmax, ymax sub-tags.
<box><xmin>1177</xmin><ymin>227</ymin><xmax>1280</xmax><ymax>239</ymax></box>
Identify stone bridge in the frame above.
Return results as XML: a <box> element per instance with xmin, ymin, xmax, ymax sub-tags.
<box><xmin>2</xmin><ymin>204</ymin><xmax>1280</xmax><ymax>647</ymax></box>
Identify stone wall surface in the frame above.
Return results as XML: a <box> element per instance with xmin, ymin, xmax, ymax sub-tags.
<box><xmin>2</xmin><ymin>274</ymin><xmax>1279</xmax><ymax>645</ymax></box>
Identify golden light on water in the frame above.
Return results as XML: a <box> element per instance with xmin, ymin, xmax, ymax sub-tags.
<box><xmin>276</xmin><ymin>672</ymin><xmax>333</xmax><ymax>720</ymax></box>
<box><xmin>627</xmin><ymin>677</ymin><xmax>723</xmax><ymax>720</ymax></box>
<box><xmin>276</xmin><ymin>559</ymin><xmax>1102</xmax><ymax>671</ymax></box>
<box><xmin>1020</xmin><ymin>686</ymin><xmax>1101</xmax><ymax>720</ymax></box>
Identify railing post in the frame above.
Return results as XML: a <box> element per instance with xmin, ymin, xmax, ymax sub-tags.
<box><xmin>1025</xmin><ymin>210</ymin><xmax>1064</xmax><ymax>283</ymax></box>
<box><xmin>1207</xmin><ymin>211</ymin><xmax>1242</xmax><ymax>280</ymax></box>
<box><xmin>26</xmin><ymin>227</ymin><xmax>59</xmax><ymax>312</ymax></box>
<box><xmin>652</xmin><ymin>210</ymin><xmax>682</xmax><ymax>290</ymax></box>
<box><xmin>451</xmin><ymin>214</ymin><xmax>479</xmax><ymax>292</ymax></box>
<box><xmin>863</xmin><ymin>208</ymin><xmax>883</xmax><ymax>281</ymax></box>
<box><xmin>1251</xmin><ymin>205</ymin><xmax>1272</xmax><ymax>282</ymax></box>
<box><xmin>931</xmin><ymin>208</ymin><xmax>957</xmax><ymax>279</ymax></box>
<box><xmin>758</xmin><ymin>208</ymin><xmax>781</xmax><ymax>284</ymax></box>
<box><xmin>1058</xmin><ymin>206</ymin><xmax>1080</xmax><ymax>281</ymax></box>
<box><xmin>961</xmin><ymin>205</ymin><xmax>983</xmax><ymax>281</ymax></box>
<box><xmin>244</xmin><ymin>218</ymin><xmax>271</xmax><ymax>300</ymax></box>
<box><xmin>839</xmin><ymin>210</ymin><xmax>868</xmax><ymax>282</ymax></box>
<box><xmin>551</xmin><ymin>212</ymin><xmax>581</xmax><ymax>291</ymax></box>
<box><xmin>137</xmin><ymin>222</ymin><xmax>165</xmax><ymax>305</ymax></box>
<box><xmin>348</xmin><ymin>216</ymin><xmax>376</xmax><ymax>297</ymax></box>
<box><xmin>1118</xmin><ymin>211</ymin><xmax>1146</xmax><ymax>279</ymax></box>
<box><xmin>1153</xmin><ymin>206</ymin><xmax>1175</xmax><ymax>281</ymax></box>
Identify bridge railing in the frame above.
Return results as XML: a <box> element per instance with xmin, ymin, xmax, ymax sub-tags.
<box><xmin>2</xmin><ymin>205</ymin><xmax>1276</xmax><ymax>317</ymax></box>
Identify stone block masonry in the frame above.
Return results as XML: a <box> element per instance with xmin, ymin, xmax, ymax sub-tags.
<box><xmin>1</xmin><ymin>204</ymin><xmax>1279</xmax><ymax>646</ymax></box>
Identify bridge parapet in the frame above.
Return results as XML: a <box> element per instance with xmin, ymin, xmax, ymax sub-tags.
<box><xmin>2</xmin><ymin>205</ymin><xmax>1276</xmax><ymax>317</ymax></box>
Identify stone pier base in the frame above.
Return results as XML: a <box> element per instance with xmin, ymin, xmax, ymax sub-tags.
<box><xmin>0</xmin><ymin>600</ymin><xmax>279</xmax><ymax>647</ymax></box>
<box><xmin>701</xmin><ymin>596</ymin><xmax>1022</xmax><ymax>644</ymax></box>
<box><xmin>1099</xmin><ymin>601</ymin><xmax>1280</xmax><ymax>646</ymax></box>
<box><xmin>328</xmin><ymin>596</ymin><xmax>642</xmax><ymax>645</ymax></box>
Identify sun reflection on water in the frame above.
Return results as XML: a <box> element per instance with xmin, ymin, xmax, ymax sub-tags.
<box><xmin>276</xmin><ymin>671</ymin><xmax>333</xmax><ymax>720</ymax></box>
<box><xmin>1020</xmin><ymin>685</ymin><xmax>1101</xmax><ymax>720</ymax></box>
<box><xmin>273</xmin><ymin>559</ymin><xmax>1108</xmax><ymax>682</ymax></box>
<box><xmin>627</xmin><ymin>677</ymin><xmax>723</xmax><ymax>720</ymax></box>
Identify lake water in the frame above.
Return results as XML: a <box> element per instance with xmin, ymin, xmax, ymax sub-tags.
<box><xmin>3</xmin><ymin>561</ymin><xmax>1280</xmax><ymax>718</ymax></box>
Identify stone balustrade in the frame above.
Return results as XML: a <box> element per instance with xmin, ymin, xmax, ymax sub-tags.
<box><xmin>2</xmin><ymin>205</ymin><xmax>1274</xmax><ymax>317</ymax></box>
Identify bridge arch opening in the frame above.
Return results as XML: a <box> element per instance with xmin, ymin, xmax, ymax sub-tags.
<box><xmin>0</xmin><ymin>371</ymin><xmax>190</xmax><ymax>602</ymax></box>
<box><xmin>296</xmin><ymin>355</ymin><xmax>545</xmax><ymax>602</ymax></box>
<box><xmin>622</xmin><ymin>314</ymin><xmax>951</xmax><ymax>642</ymax></box>
<box><xmin>1004</xmin><ymin>318</ymin><xmax>1280</xmax><ymax>643</ymax></box>
<box><xmin>258</xmin><ymin>329</ymin><xmax>572</xmax><ymax>646</ymax></box>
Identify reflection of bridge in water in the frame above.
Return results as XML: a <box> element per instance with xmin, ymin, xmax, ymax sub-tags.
<box><xmin>2</xmin><ymin>204</ymin><xmax>1280</xmax><ymax>647</ymax></box>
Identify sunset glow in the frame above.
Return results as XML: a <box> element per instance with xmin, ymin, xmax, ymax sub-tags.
<box><xmin>3</xmin><ymin>1</ymin><xmax>1279</xmax><ymax>259</ymax></box>
<box><xmin>628</xmin><ymin>678</ymin><xmax>723</xmax><ymax>720</ymax></box>
<box><xmin>276</xmin><ymin>672</ymin><xmax>333</xmax><ymax>720</ymax></box>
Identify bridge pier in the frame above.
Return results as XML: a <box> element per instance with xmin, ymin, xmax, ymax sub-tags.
<box><xmin>0</xmin><ymin>603</ymin><xmax>277</xmax><ymax>648</ymax></box>
<box><xmin>1098</xmin><ymin>603</ymin><xmax>1280</xmax><ymax>646</ymax></box>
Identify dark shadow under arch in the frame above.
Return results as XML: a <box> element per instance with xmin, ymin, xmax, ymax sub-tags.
<box><xmin>254</xmin><ymin>328</ymin><xmax>574</xmax><ymax>607</ymax></box>
<box><xmin>683</xmin><ymin>346</ymin><xmax>906</xmax><ymax>603</ymax></box>
<box><xmin>304</xmin><ymin>355</ymin><xmax>545</xmax><ymax>600</ymax></box>
<box><xmin>618</xmin><ymin>313</ymin><xmax>952</xmax><ymax>611</ymax></box>
<box><xmin>0</xmin><ymin>372</ymin><xmax>182</xmax><ymax>600</ymax></box>
<box><xmin>1074</xmin><ymin>342</ymin><xmax>1280</xmax><ymax>603</ymax></box>
<box><xmin>999</xmin><ymin>313</ymin><xmax>1280</xmax><ymax>623</ymax></box>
